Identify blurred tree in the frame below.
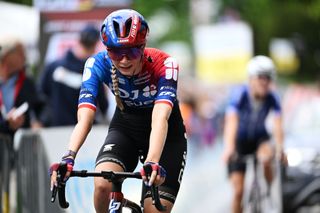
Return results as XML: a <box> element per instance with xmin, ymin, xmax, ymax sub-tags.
<box><xmin>133</xmin><ymin>0</ymin><xmax>192</xmax><ymax>47</ymax></box>
<box><xmin>3</xmin><ymin>0</ymin><xmax>32</xmax><ymax>6</ymax></box>
<box><xmin>219</xmin><ymin>0</ymin><xmax>320</xmax><ymax>81</ymax></box>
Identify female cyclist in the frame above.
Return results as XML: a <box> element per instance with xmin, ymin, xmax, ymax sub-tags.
<box><xmin>222</xmin><ymin>56</ymin><xmax>284</xmax><ymax>213</ymax></box>
<box><xmin>50</xmin><ymin>9</ymin><xmax>187</xmax><ymax>213</ymax></box>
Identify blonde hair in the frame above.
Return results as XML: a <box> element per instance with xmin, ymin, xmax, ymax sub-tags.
<box><xmin>111</xmin><ymin>65</ymin><xmax>124</xmax><ymax>111</ymax></box>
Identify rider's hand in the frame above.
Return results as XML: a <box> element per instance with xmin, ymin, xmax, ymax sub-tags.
<box><xmin>222</xmin><ymin>147</ymin><xmax>235</xmax><ymax>164</ymax></box>
<box><xmin>277</xmin><ymin>149</ymin><xmax>288</xmax><ymax>166</ymax></box>
<box><xmin>50</xmin><ymin>150</ymin><xmax>75</xmax><ymax>191</ymax></box>
<box><xmin>140</xmin><ymin>162</ymin><xmax>166</xmax><ymax>187</ymax></box>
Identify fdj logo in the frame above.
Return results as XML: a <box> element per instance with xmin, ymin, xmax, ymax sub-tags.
<box><xmin>109</xmin><ymin>199</ymin><xmax>121</xmax><ymax>212</ymax></box>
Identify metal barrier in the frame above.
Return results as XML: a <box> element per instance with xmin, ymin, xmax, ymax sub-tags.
<box><xmin>11</xmin><ymin>126</ymin><xmax>106</xmax><ymax>213</ymax></box>
<box><xmin>14</xmin><ymin>130</ymin><xmax>64</xmax><ymax>213</ymax></box>
<box><xmin>0</xmin><ymin>134</ymin><xmax>12</xmax><ymax>213</ymax></box>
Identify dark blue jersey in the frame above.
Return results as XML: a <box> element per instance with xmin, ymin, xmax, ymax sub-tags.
<box><xmin>79</xmin><ymin>48</ymin><xmax>179</xmax><ymax>111</ymax></box>
<box><xmin>39</xmin><ymin>49</ymin><xmax>108</xmax><ymax>126</ymax></box>
<box><xmin>226</xmin><ymin>85</ymin><xmax>281</xmax><ymax>143</ymax></box>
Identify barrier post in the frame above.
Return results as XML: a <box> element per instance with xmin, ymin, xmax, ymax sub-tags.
<box><xmin>0</xmin><ymin>134</ymin><xmax>13</xmax><ymax>213</ymax></box>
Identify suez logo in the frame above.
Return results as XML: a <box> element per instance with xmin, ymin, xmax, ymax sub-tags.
<box><xmin>164</xmin><ymin>57</ymin><xmax>179</xmax><ymax>81</ymax></box>
<box><xmin>109</xmin><ymin>199</ymin><xmax>121</xmax><ymax>212</ymax></box>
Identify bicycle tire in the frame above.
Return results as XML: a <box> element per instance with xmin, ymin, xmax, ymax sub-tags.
<box><xmin>122</xmin><ymin>198</ymin><xmax>142</xmax><ymax>213</ymax></box>
<box><xmin>242</xmin><ymin>156</ymin><xmax>263</xmax><ymax>213</ymax></box>
<box><xmin>250</xmin><ymin>183</ymin><xmax>262</xmax><ymax>213</ymax></box>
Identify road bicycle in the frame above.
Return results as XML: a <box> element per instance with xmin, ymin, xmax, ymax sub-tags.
<box><xmin>51</xmin><ymin>162</ymin><xmax>166</xmax><ymax>213</ymax></box>
<box><xmin>241</xmin><ymin>155</ymin><xmax>263</xmax><ymax>213</ymax></box>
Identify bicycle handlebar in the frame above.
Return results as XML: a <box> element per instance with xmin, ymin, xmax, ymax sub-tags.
<box><xmin>51</xmin><ymin>164</ymin><xmax>166</xmax><ymax>211</ymax></box>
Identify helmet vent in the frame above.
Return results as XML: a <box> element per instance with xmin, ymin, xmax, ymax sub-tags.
<box><xmin>113</xmin><ymin>21</ymin><xmax>120</xmax><ymax>37</ymax></box>
<box><xmin>124</xmin><ymin>18</ymin><xmax>132</xmax><ymax>37</ymax></box>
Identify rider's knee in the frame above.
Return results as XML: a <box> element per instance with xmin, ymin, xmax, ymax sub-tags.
<box><xmin>94</xmin><ymin>178</ymin><xmax>112</xmax><ymax>196</ymax></box>
<box><xmin>257</xmin><ymin>153</ymin><xmax>273</xmax><ymax>166</ymax></box>
<box><xmin>257</xmin><ymin>142</ymin><xmax>274</xmax><ymax>163</ymax></box>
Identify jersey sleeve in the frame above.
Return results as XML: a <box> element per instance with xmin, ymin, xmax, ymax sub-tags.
<box><xmin>270</xmin><ymin>92</ymin><xmax>282</xmax><ymax>115</ymax></box>
<box><xmin>78</xmin><ymin>56</ymin><xmax>104</xmax><ymax>111</ymax></box>
<box><xmin>154</xmin><ymin>57</ymin><xmax>179</xmax><ymax>107</ymax></box>
<box><xmin>226</xmin><ymin>85</ymin><xmax>245</xmax><ymax>114</ymax></box>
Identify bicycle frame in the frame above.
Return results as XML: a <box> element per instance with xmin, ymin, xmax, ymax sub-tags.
<box><xmin>51</xmin><ymin>163</ymin><xmax>166</xmax><ymax>213</ymax></box>
<box><xmin>246</xmin><ymin>156</ymin><xmax>262</xmax><ymax>213</ymax></box>
<box><xmin>237</xmin><ymin>154</ymin><xmax>263</xmax><ymax>213</ymax></box>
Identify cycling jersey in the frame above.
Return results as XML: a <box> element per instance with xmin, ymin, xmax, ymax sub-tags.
<box><xmin>226</xmin><ymin>85</ymin><xmax>281</xmax><ymax>150</ymax></box>
<box><xmin>79</xmin><ymin>48</ymin><xmax>179</xmax><ymax>110</ymax></box>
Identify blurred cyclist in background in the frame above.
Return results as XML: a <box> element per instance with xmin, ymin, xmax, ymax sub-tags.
<box><xmin>222</xmin><ymin>56</ymin><xmax>284</xmax><ymax>213</ymax></box>
<box><xmin>38</xmin><ymin>25</ymin><xmax>108</xmax><ymax>127</ymax></box>
<box><xmin>50</xmin><ymin>9</ymin><xmax>187</xmax><ymax>213</ymax></box>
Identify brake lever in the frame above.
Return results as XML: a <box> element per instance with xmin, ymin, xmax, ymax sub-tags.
<box><xmin>143</xmin><ymin>164</ymin><xmax>167</xmax><ymax>211</ymax></box>
<box><xmin>150</xmin><ymin>185</ymin><xmax>166</xmax><ymax>211</ymax></box>
<box><xmin>51</xmin><ymin>184</ymin><xmax>58</xmax><ymax>203</ymax></box>
<box><xmin>50</xmin><ymin>162</ymin><xmax>70</xmax><ymax>208</ymax></box>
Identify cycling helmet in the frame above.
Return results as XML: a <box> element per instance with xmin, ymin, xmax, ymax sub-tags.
<box><xmin>100</xmin><ymin>9</ymin><xmax>149</xmax><ymax>48</ymax></box>
<box><xmin>247</xmin><ymin>55</ymin><xmax>276</xmax><ymax>79</ymax></box>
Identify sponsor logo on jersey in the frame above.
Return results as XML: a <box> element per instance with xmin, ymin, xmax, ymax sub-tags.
<box><xmin>124</xmin><ymin>100</ymin><xmax>154</xmax><ymax>107</ymax></box>
<box><xmin>79</xmin><ymin>93</ymin><xmax>93</xmax><ymax>99</ymax></box>
<box><xmin>160</xmin><ymin>86</ymin><xmax>175</xmax><ymax>91</ymax></box>
<box><xmin>164</xmin><ymin>57</ymin><xmax>178</xmax><ymax>81</ymax></box>
<box><xmin>158</xmin><ymin>91</ymin><xmax>176</xmax><ymax>98</ymax></box>
<box><xmin>118</xmin><ymin>77</ymin><xmax>126</xmax><ymax>84</ymax></box>
<box><xmin>143</xmin><ymin>85</ymin><xmax>157</xmax><ymax>97</ymax></box>
<box><xmin>103</xmin><ymin>144</ymin><xmax>115</xmax><ymax>152</ymax></box>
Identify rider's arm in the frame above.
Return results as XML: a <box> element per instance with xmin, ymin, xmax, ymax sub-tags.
<box><xmin>271</xmin><ymin>92</ymin><xmax>284</xmax><ymax>156</ymax></box>
<box><xmin>145</xmin><ymin>103</ymin><xmax>172</xmax><ymax>163</ymax></box>
<box><xmin>223</xmin><ymin>86</ymin><xmax>243</xmax><ymax>162</ymax></box>
<box><xmin>273</xmin><ymin>114</ymin><xmax>284</xmax><ymax>155</ymax></box>
<box><xmin>66</xmin><ymin>56</ymin><xmax>102</xmax><ymax>157</ymax></box>
<box><xmin>67</xmin><ymin>107</ymin><xmax>95</xmax><ymax>156</ymax></box>
<box><xmin>223</xmin><ymin>111</ymin><xmax>239</xmax><ymax>157</ymax></box>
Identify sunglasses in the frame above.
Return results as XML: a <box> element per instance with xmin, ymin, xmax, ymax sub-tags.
<box><xmin>257</xmin><ymin>74</ymin><xmax>272</xmax><ymax>81</ymax></box>
<box><xmin>107</xmin><ymin>46</ymin><xmax>143</xmax><ymax>61</ymax></box>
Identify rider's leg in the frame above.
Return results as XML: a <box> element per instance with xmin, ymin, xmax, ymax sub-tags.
<box><xmin>257</xmin><ymin>142</ymin><xmax>274</xmax><ymax>188</ymax></box>
<box><xmin>93</xmin><ymin>162</ymin><xmax>124</xmax><ymax>213</ymax></box>
<box><xmin>257</xmin><ymin>142</ymin><xmax>274</xmax><ymax>184</ymax></box>
<box><xmin>230</xmin><ymin>171</ymin><xmax>245</xmax><ymax>213</ymax></box>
